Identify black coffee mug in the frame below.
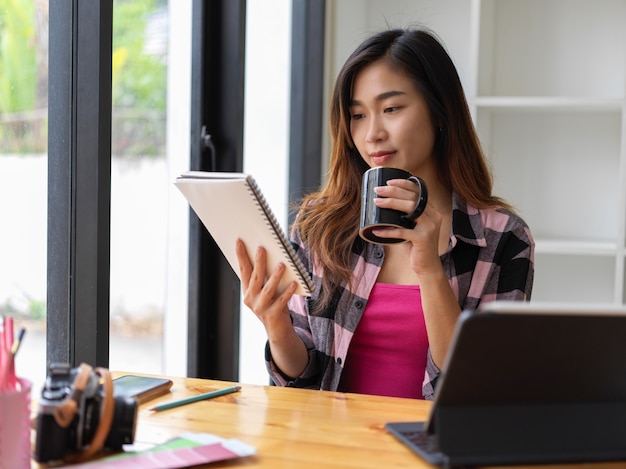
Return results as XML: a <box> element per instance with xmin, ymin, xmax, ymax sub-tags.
<box><xmin>359</xmin><ymin>167</ymin><xmax>428</xmax><ymax>244</ymax></box>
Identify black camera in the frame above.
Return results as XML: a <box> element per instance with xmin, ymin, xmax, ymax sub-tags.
<box><xmin>33</xmin><ymin>363</ymin><xmax>138</xmax><ymax>463</ymax></box>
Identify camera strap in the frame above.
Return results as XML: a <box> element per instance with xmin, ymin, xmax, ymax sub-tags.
<box><xmin>52</xmin><ymin>363</ymin><xmax>91</xmax><ymax>428</ymax></box>
<box><xmin>52</xmin><ymin>363</ymin><xmax>115</xmax><ymax>462</ymax></box>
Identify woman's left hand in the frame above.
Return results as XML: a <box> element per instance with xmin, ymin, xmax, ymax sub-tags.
<box><xmin>372</xmin><ymin>178</ymin><xmax>443</xmax><ymax>276</ymax></box>
<box><xmin>373</xmin><ymin>178</ymin><xmax>460</xmax><ymax>369</ymax></box>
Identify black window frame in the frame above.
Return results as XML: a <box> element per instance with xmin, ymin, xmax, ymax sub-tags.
<box><xmin>47</xmin><ymin>0</ymin><xmax>113</xmax><ymax>369</ymax></box>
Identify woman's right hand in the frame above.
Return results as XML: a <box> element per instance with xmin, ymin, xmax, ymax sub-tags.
<box><xmin>235</xmin><ymin>239</ymin><xmax>298</xmax><ymax>332</ymax></box>
<box><xmin>236</xmin><ymin>239</ymin><xmax>308</xmax><ymax>378</ymax></box>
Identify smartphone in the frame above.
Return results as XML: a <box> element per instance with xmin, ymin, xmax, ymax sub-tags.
<box><xmin>112</xmin><ymin>375</ymin><xmax>173</xmax><ymax>404</ymax></box>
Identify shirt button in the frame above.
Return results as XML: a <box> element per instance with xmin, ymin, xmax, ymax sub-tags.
<box><xmin>355</xmin><ymin>300</ymin><xmax>364</xmax><ymax>309</ymax></box>
<box><xmin>336</xmin><ymin>357</ymin><xmax>342</xmax><ymax>365</ymax></box>
<box><xmin>375</xmin><ymin>249</ymin><xmax>383</xmax><ymax>258</ymax></box>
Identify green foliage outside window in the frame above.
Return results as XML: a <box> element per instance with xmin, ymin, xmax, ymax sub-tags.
<box><xmin>113</xmin><ymin>0</ymin><xmax>167</xmax><ymax>110</ymax></box>
<box><xmin>0</xmin><ymin>0</ymin><xmax>168</xmax><ymax>156</ymax></box>
<box><xmin>0</xmin><ymin>0</ymin><xmax>37</xmax><ymax>113</ymax></box>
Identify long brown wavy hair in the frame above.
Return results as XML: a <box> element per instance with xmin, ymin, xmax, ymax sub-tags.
<box><xmin>292</xmin><ymin>28</ymin><xmax>510</xmax><ymax>307</ymax></box>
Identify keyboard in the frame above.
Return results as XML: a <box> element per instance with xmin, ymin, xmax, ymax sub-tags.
<box><xmin>385</xmin><ymin>421</ymin><xmax>445</xmax><ymax>466</ymax></box>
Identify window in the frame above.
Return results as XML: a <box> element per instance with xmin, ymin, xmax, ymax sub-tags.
<box><xmin>6</xmin><ymin>0</ymin><xmax>320</xmax><ymax>392</ymax></box>
<box><xmin>0</xmin><ymin>0</ymin><xmax>48</xmax><ymax>392</ymax></box>
<box><xmin>108</xmin><ymin>0</ymin><xmax>168</xmax><ymax>377</ymax></box>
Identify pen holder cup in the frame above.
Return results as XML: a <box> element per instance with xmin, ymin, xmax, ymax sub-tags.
<box><xmin>0</xmin><ymin>378</ymin><xmax>32</xmax><ymax>469</ymax></box>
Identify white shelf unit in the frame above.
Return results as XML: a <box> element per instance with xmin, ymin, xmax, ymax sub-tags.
<box><xmin>326</xmin><ymin>0</ymin><xmax>626</xmax><ymax>305</ymax></box>
<box><xmin>469</xmin><ymin>0</ymin><xmax>626</xmax><ymax>304</ymax></box>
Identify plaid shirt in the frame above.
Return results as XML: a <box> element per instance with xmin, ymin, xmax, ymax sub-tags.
<box><xmin>266</xmin><ymin>193</ymin><xmax>534</xmax><ymax>400</ymax></box>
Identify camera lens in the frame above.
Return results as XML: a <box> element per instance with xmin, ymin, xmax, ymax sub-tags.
<box><xmin>80</xmin><ymin>395</ymin><xmax>138</xmax><ymax>451</ymax></box>
<box><xmin>105</xmin><ymin>396</ymin><xmax>138</xmax><ymax>449</ymax></box>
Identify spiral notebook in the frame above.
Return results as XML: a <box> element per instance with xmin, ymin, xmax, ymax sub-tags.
<box><xmin>174</xmin><ymin>171</ymin><xmax>313</xmax><ymax>296</ymax></box>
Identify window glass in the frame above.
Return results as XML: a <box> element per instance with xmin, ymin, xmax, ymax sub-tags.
<box><xmin>0</xmin><ymin>0</ymin><xmax>48</xmax><ymax>392</ymax></box>
<box><xmin>109</xmin><ymin>0</ymin><xmax>168</xmax><ymax>374</ymax></box>
<box><xmin>1</xmin><ymin>0</ymin><xmax>187</xmax><ymax>392</ymax></box>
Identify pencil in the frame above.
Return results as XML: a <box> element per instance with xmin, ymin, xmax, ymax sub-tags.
<box><xmin>149</xmin><ymin>384</ymin><xmax>241</xmax><ymax>412</ymax></box>
<box><xmin>11</xmin><ymin>327</ymin><xmax>26</xmax><ymax>355</ymax></box>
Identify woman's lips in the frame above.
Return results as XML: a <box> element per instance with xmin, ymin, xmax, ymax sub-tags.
<box><xmin>370</xmin><ymin>151</ymin><xmax>395</xmax><ymax>166</ymax></box>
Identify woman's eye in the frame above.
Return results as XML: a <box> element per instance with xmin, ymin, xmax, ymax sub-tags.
<box><xmin>384</xmin><ymin>106</ymin><xmax>399</xmax><ymax>113</ymax></box>
<box><xmin>351</xmin><ymin>113</ymin><xmax>364</xmax><ymax>120</ymax></box>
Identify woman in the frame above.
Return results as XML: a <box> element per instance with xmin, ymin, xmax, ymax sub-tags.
<box><xmin>236</xmin><ymin>28</ymin><xmax>534</xmax><ymax>400</ymax></box>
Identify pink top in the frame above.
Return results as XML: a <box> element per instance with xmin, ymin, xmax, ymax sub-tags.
<box><xmin>338</xmin><ymin>282</ymin><xmax>429</xmax><ymax>399</ymax></box>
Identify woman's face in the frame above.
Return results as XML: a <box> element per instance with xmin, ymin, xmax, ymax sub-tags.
<box><xmin>349</xmin><ymin>60</ymin><xmax>437</xmax><ymax>178</ymax></box>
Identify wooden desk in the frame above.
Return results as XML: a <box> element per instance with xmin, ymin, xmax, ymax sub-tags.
<box><xmin>130</xmin><ymin>374</ymin><xmax>430</xmax><ymax>468</ymax></box>
<box><xmin>32</xmin><ymin>374</ymin><xmax>626</xmax><ymax>468</ymax></box>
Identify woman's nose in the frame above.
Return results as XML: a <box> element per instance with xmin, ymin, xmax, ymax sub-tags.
<box><xmin>366</xmin><ymin>116</ymin><xmax>386</xmax><ymax>142</ymax></box>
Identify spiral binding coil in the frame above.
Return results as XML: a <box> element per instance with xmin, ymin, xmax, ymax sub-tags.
<box><xmin>245</xmin><ymin>176</ymin><xmax>314</xmax><ymax>295</ymax></box>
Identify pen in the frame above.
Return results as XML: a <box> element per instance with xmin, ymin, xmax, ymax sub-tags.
<box><xmin>11</xmin><ymin>327</ymin><xmax>26</xmax><ymax>355</ymax></box>
<box><xmin>149</xmin><ymin>384</ymin><xmax>241</xmax><ymax>412</ymax></box>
